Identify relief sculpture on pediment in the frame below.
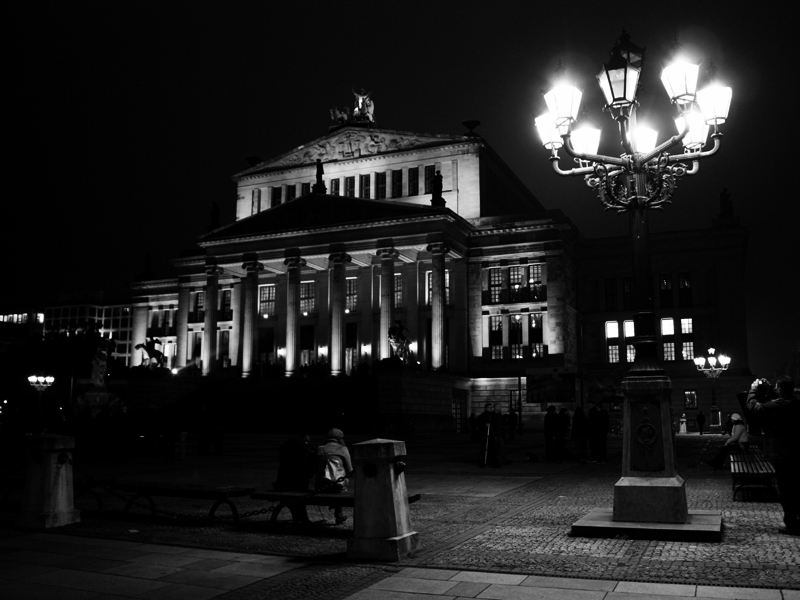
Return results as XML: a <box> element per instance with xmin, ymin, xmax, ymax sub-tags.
<box><xmin>273</xmin><ymin>132</ymin><xmax>426</xmax><ymax>167</ymax></box>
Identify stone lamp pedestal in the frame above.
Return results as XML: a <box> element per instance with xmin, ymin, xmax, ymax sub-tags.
<box><xmin>347</xmin><ymin>439</ymin><xmax>419</xmax><ymax>561</ymax></box>
<box><xmin>18</xmin><ymin>435</ymin><xmax>81</xmax><ymax>529</ymax></box>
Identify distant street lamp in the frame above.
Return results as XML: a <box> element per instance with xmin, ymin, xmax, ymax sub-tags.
<box><xmin>694</xmin><ymin>348</ymin><xmax>731</xmax><ymax>430</ymax></box>
<box><xmin>537</xmin><ymin>31</ymin><xmax>733</xmax><ymax>534</ymax></box>
<box><xmin>28</xmin><ymin>374</ymin><xmax>55</xmax><ymax>412</ymax></box>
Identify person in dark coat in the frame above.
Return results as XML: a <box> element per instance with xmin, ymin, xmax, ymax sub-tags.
<box><xmin>543</xmin><ymin>406</ymin><xmax>558</xmax><ymax>462</ymax></box>
<box><xmin>588</xmin><ymin>402</ymin><xmax>610</xmax><ymax>463</ymax></box>
<box><xmin>747</xmin><ymin>377</ymin><xmax>800</xmax><ymax>535</ymax></box>
<box><xmin>571</xmin><ymin>407</ymin><xmax>589</xmax><ymax>462</ymax></box>
<box><xmin>696</xmin><ymin>410</ymin><xmax>706</xmax><ymax>435</ymax></box>
<box><xmin>274</xmin><ymin>433</ymin><xmax>317</xmax><ymax>525</ymax></box>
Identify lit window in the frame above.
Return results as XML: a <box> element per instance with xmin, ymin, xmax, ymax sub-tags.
<box><xmin>608</xmin><ymin>345</ymin><xmax>620</xmax><ymax>363</ymax></box>
<box><xmin>529</xmin><ymin>264</ymin><xmax>544</xmax><ymax>300</ymax></box>
<box><xmin>346</xmin><ymin>278</ymin><xmax>358</xmax><ymax>312</ymax></box>
<box><xmin>624</xmin><ymin>320</ymin><xmax>635</xmax><ymax>338</ymax></box>
<box><xmin>259</xmin><ymin>285</ymin><xmax>275</xmax><ymax>316</ymax></box>
<box><xmin>330</xmin><ymin>179</ymin><xmax>341</xmax><ymax>196</ymax></box>
<box><xmin>490</xmin><ymin>316</ymin><xmax>503</xmax><ymax>360</ymax></box>
<box><xmin>344</xmin><ymin>176</ymin><xmax>355</xmax><ymax>197</ymax></box>
<box><xmin>489</xmin><ymin>268</ymin><xmax>503</xmax><ymax>303</ymax></box>
<box><xmin>509</xmin><ymin>267</ymin><xmax>523</xmax><ymax>301</ymax></box>
<box><xmin>300</xmin><ymin>282</ymin><xmax>315</xmax><ymax>313</ymax></box>
<box><xmin>661</xmin><ymin>318</ymin><xmax>674</xmax><ymax>336</ymax></box>
<box><xmin>663</xmin><ymin>342</ymin><xmax>676</xmax><ymax>361</ymax></box>
<box><xmin>680</xmin><ymin>318</ymin><xmax>693</xmax><ymax>334</ymax></box>
<box><xmin>426</xmin><ymin>271</ymin><xmax>450</xmax><ymax>305</ymax></box>
<box><xmin>393</xmin><ymin>273</ymin><xmax>403</xmax><ymax>309</ymax></box>
<box><xmin>627</xmin><ymin>346</ymin><xmax>636</xmax><ymax>362</ymax></box>
<box><xmin>682</xmin><ymin>342</ymin><xmax>695</xmax><ymax>361</ymax></box>
<box><xmin>510</xmin><ymin>315</ymin><xmax>523</xmax><ymax>359</ymax></box>
<box><xmin>606</xmin><ymin>321</ymin><xmax>619</xmax><ymax>339</ymax></box>
<box><xmin>684</xmin><ymin>390</ymin><xmax>698</xmax><ymax>409</ymax></box>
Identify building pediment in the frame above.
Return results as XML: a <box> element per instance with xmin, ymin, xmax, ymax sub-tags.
<box><xmin>234</xmin><ymin>127</ymin><xmax>472</xmax><ymax>179</ymax></box>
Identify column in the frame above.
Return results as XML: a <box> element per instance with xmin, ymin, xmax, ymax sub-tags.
<box><xmin>241</xmin><ymin>257</ymin><xmax>263</xmax><ymax>378</ymax></box>
<box><xmin>202</xmin><ymin>263</ymin><xmax>221</xmax><ymax>376</ymax></box>
<box><xmin>175</xmin><ymin>283</ymin><xmax>190</xmax><ymax>368</ymax></box>
<box><xmin>131</xmin><ymin>304</ymin><xmax>149</xmax><ymax>367</ymax></box>
<box><xmin>329</xmin><ymin>246</ymin><xmax>350</xmax><ymax>376</ymax></box>
<box><xmin>427</xmin><ymin>241</ymin><xmax>449</xmax><ymax>370</ymax></box>
<box><xmin>284</xmin><ymin>251</ymin><xmax>306</xmax><ymax>377</ymax></box>
<box><xmin>376</xmin><ymin>244</ymin><xmax>397</xmax><ymax>360</ymax></box>
<box><xmin>230</xmin><ymin>280</ymin><xmax>242</xmax><ymax>367</ymax></box>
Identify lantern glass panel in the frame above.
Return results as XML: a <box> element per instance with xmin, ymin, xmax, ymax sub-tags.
<box><xmin>535</xmin><ymin>113</ymin><xmax>562</xmax><ymax>149</ymax></box>
<box><xmin>630</xmin><ymin>126</ymin><xmax>658</xmax><ymax>153</ymax></box>
<box><xmin>661</xmin><ymin>62</ymin><xmax>699</xmax><ymax>104</ymax></box>
<box><xmin>597</xmin><ymin>65</ymin><xmax>639</xmax><ymax>107</ymax></box>
<box><xmin>571</xmin><ymin>127</ymin><xmax>601</xmax><ymax>155</ymax></box>
<box><xmin>544</xmin><ymin>84</ymin><xmax>582</xmax><ymax>126</ymax></box>
<box><xmin>675</xmin><ymin>108</ymin><xmax>709</xmax><ymax>149</ymax></box>
<box><xmin>697</xmin><ymin>85</ymin><xmax>732</xmax><ymax>124</ymax></box>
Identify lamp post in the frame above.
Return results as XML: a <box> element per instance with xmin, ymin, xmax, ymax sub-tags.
<box><xmin>28</xmin><ymin>375</ymin><xmax>55</xmax><ymax>415</ymax></box>
<box><xmin>694</xmin><ymin>348</ymin><xmax>731</xmax><ymax>430</ymax></box>
<box><xmin>538</xmin><ymin>31</ymin><xmax>732</xmax><ymax>536</ymax></box>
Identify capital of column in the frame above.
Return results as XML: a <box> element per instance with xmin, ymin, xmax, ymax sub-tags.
<box><xmin>284</xmin><ymin>256</ymin><xmax>307</xmax><ymax>269</ymax></box>
<box><xmin>205</xmin><ymin>266</ymin><xmax>223</xmax><ymax>277</ymax></box>
<box><xmin>376</xmin><ymin>247</ymin><xmax>399</xmax><ymax>260</ymax></box>
<box><xmin>329</xmin><ymin>252</ymin><xmax>351</xmax><ymax>265</ymax></box>
<box><xmin>426</xmin><ymin>242</ymin><xmax>450</xmax><ymax>255</ymax></box>
<box><xmin>242</xmin><ymin>260</ymin><xmax>264</xmax><ymax>273</ymax></box>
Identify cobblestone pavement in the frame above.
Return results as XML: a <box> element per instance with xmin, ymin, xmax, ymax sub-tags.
<box><xmin>1</xmin><ymin>431</ymin><xmax>798</xmax><ymax>598</ymax></box>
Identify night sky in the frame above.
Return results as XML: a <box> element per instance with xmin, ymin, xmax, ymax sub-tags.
<box><xmin>7</xmin><ymin>2</ymin><xmax>797</xmax><ymax>377</ymax></box>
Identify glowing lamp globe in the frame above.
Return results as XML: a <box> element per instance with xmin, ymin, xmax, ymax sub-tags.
<box><xmin>544</xmin><ymin>83</ymin><xmax>582</xmax><ymax>127</ymax></box>
<box><xmin>535</xmin><ymin>113</ymin><xmax>562</xmax><ymax>149</ymax></box>
<box><xmin>675</xmin><ymin>108</ymin><xmax>709</xmax><ymax>150</ymax></box>
<box><xmin>570</xmin><ymin>127</ymin><xmax>601</xmax><ymax>155</ymax></box>
<box><xmin>697</xmin><ymin>85</ymin><xmax>732</xmax><ymax>124</ymax></box>
<box><xmin>630</xmin><ymin>126</ymin><xmax>658</xmax><ymax>153</ymax></box>
<box><xmin>661</xmin><ymin>61</ymin><xmax>700</xmax><ymax>105</ymax></box>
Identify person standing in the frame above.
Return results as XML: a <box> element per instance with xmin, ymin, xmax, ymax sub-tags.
<box><xmin>746</xmin><ymin>377</ymin><xmax>799</xmax><ymax>535</ymax></box>
<box><xmin>696</xmin><ymin>410</ymin><xmax>706</xmax><ymax>435</ymax></box>
<box><xmin>679</xmin><ymin>413</ymin><xmax>688</xmax><ymax>434</ymax></box>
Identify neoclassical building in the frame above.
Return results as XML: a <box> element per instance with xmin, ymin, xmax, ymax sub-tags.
<box><xmin>131</xmin><ymin>123</ymin><xmax>579</xmax><ymax>398</ymax></box>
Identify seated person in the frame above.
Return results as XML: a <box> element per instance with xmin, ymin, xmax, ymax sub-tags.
<box><xmin>707</xmin><ymin>414</ymin><xmax>749</xmax><ymax>470</ymax></box>
<box><xmin>315</xmin><ymin>428</ymin><xmax>353</xmax><ymax>524</ymax></box>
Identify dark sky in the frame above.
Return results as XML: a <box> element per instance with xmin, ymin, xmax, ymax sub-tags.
<box><xmin>7</xmin><ymin>2</ymin><xmax>798</xmax><ymax>376</ymax></box>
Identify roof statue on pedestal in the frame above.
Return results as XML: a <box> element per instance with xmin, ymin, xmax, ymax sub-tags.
<box><xmin>329</xmin><ymin>87</ymin><xmax>375</xmax><ymax>127</ymax></box>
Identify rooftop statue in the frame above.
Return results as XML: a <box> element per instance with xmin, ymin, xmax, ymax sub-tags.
<box><xmin>135</xmin><ymin>337</ymin><xmax>164</xmax><ymax>369</ymax></box>
<box><xmin>352</xmin><ymin>88</ymin><xmax>374</xmax><ymax>122</ymax></box>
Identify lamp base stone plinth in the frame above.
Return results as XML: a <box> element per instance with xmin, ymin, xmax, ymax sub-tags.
<box><xmin>613</xmin><ymin>476</ymin><xmax>688</xmax><ymax>523</ymax></box>
<box><xmin>572</xmin><ymin>508</ymin><xmax>722</xmax><ymax>542</ymax></box>
<box><xmin>347</xmin><ymin>531</ymin><xmax>419</xmax><ymax>561</ymax></box>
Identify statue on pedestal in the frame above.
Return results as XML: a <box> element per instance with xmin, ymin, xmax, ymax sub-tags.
<box><xmin>388</xmin><ymin>321</ymin><xmax>411</xmax><ymax>364</ymax></box>
<box><xmin>135</xmin><ymin>337</ymin><xmax>164</xmax><ymax>369</ymax></box>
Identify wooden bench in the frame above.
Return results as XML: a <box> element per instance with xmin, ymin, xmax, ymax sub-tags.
<box><xmin>251</xmin><ymin>490</ymin><xmax>421</xmax><ymax>524</ymax></box>
<box><xmin>113</xmin><ymin>481</ymin><xmax>255</xmax><ymax>521</ymax></box>
<box><xmin>730</xmin><ymin>446</ymin><xmax>776</xmax><ymax>500</ymax></box>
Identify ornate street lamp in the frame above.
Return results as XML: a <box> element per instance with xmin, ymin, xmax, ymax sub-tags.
<box><xmin>694</xmin><ymin>348</ymin><xmax>731</xmax><ymax>430</ymax></box>
<box><xmin>539</xmin><ymin>31</ymin><xmax>733</xmax><ymax>537</ymax></box>
<box><xmin>28</xmin><ymin>374</ymin><xmax>55</xmax><ymax>413</ymax></box>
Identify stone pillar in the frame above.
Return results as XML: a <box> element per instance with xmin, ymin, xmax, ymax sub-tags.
<box><xmin>427</xmin><ymin>241</ymin><xmax>449</xmax><ymax>370</ymax></box>
<box><xmin>175</xmin><ymin>283</ymin><xmax>190</xmax><ymax>368</ymax></box>
<box><xmin>329</xmin><ymin>246</ymin><xmax>350</xmax><ymax>376</ymax></box>
<box><xmin>347</xmin><ymin>439</ymin><xmax>418</xmax><ymax>561</ymax></box>
<box><xmin>284</xmin><ymin>251</ymin><xmax>306</xmax><ymax>377</ymax></box>
<box><xmin>131</xmin><ymin>304</ymin><xmax>149</xmax><ymax>367</ymax></box>
<box><xmin>377</xmin><ymin>244</ymin><xmax>397</xmax><ymax>360</ymax></box>
<box><xmin>202</xmin><ymin>263</ymin><xmax>222</xmax><ymax>376</ymax></box>
<box><xmin>18</xmin><ymin>435</ymin><xmax>80</xmax><ymax>528</ymax></box>
<box><xmin>241</xmin><ymin>257</ymin><xmax>263</xmax><ymax>378</ymax></box>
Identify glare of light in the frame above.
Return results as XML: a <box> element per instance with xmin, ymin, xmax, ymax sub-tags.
<box><xmin>303</xmin><ymin>311</ymin><xmax>308</xmax><ymax>316</ymax></box>
<box><xmin>171</xmin><ymin>368</ymin><xmax>178</xmax><ymax>375</ymax></box>
<box><xmin>344</xmin><ymin>309</ymin><xmax>350</xmax><ymax>314</ymax></box>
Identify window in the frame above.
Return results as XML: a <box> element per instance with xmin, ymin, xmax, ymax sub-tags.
<box><xmin>330</xmin><ymin>179</ymin><xmax>341</xmax><ymax>196</ymax></box>
<box><xmin>529</xmin><ymin>264</ymin><xmax>543</xmax><ymax>300</ymax></box>
<box><xmin>622</xmin><ymin>277</ymin><xmax>633</xmax><ymax>310</ymax></box>
<box><xmin>344</xmin><ymin>176</ymin><xmax>355</xmax><ymax>197</ymax></box>
<box><xmin>660</xmin><ymin>273</ymin><xmax>673</xmax><ymax>308</ymax></box>
<box><xmin>221</xmin><ymin>290</ymin><xmax>232</xmax><ymax>319</ymax></box>
<box><xmin>359</xmin><ymin>174</ymin><xmax>370</xmax><ymax>199</ymax></box>
<box><xmin>605</xmin><ymin>278</ymin><xmax>617</xmax><ymax>311</ymax></box>
<box><xmin>489</xmin><ymin>268</ymin><xmax>503</xmax><ymax>303</ymax></box>
<box><xmin>391</xmin><ymin>170</ymin><xmax>402</xmax><ymax>198</ymax></box>
<box><xmin>490</xmin><ymin>316</ymin><xmax>503</xmax><ymax>360</ymax></box>
<box><xmin>271</xmin><ymin>186</ymin><xmax>282</xmax><ymax>208</ymax></box>
<box><xmin>426</xmin><ymin>271</ymin><xmax>451</xmax><ymax>305</ymax></box>
<box><xmin>301</xmin><ymin>182</ymin><xmax>311</xmax><ymax>196</ymax></box>
<box><xmin>251</xmin><ymin>189</ymin><xmax>261</xmax><ymax>214</ymax></box>
<box><xmin>346</xmin><ymin>278</ymin><xmax>358</xmax><ymax>312</ymax></box>
<box><xmin>286</xmin><ymin>184</ymin><xmax>296</xmax><ymax>202</ymax></box>
<box><xmin>220</xmin><ymin>330</ymin><xmax>230</xmax><ymax>359</ymax></box>
<box><xmin>663</xmin><ymin>342</ymin><xmax>676</xmax><ymax>361</ymax></box>
<box><xmin>408</xmin><ymin>167</ymin><xmax>419</xmax><ymax>196</ymax></box>
<box><xmin>376</xmin><ymin>172</ymin><xmax>387</xmax><ymax>199</ymax></box>
<box><xmin>680</xmin><ymin>318</ymin><xmax>692</xmax><ymax>334</ymax></box>
<box><xmin>509</xmin><ymin>267</ymin><xmax>524</xmax><ymax>302</ymax></box>
<box><xmin>393</xmin><ymin>273</ymin><xmax>403</xmax><ymax>308</ymax></box>
<box><xmin>627</xmin><ymin>346</ymin><xmax>636</xmax><ymax>362</ymax></box>
<box><xmin>660</xmin><ymin>318</ymin><xmax>675</xmax><ymax>336</ymax></box>
<box><xmin>424</xmin><ymin>165</ymin><xmax>435</xmax><ymax>194</ymax></box>
<box><xmin>195</xmin><ymin>291</ymin><xmax>205</xmax><ymax>314</ymax></box>
<box><xmin>259</xmin><ymin>285</ymin><xmax>275</xmax><ymax>316</ymax></box>
<box><xmin>606</xmin><ymin>321</ymin><xmax>620</xmax><ymax>339</ymax></box>
<box><xmin>682</xmin><ymin>342</ymin><xmax>695</xmax><ymax>361</ymax></box>
<box><xmin>684</xmin><ymin>390</ymin><xmax>698</xmax><ymax>409</ymax></box>
<box><xmin>679</xmin><ymin>273</ymin><xmax>692</xmax><ymax>307</ymax></box>
<box><xmin>510</xmin><ymin>315</ymin><xmax>524</xmax><ymax>359</ymax></box>
<box><xmin>300</xmin><ymin>282</ymin><xmax>315</xmax><ymax>313</ymax></box>
<box><xmin>608</xmin><ymin>346</ymin><xmax>620</xmax><ymax>363</ymax></box>
<box><xmin>624</xmin><ymin>320</ymin><xmax>635</xmax><ymax>338</ymax></box>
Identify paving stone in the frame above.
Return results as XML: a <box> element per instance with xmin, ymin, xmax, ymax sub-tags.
<box><xmin>447</xmin><ymin>580</ymin><xmax>491</xmax><ymax>597</ymax></box>
<box><xmin>129</xmin><ymin>552</ymin><xmax>209</xmax><ymax>567</ymax></box>
<box><xmin>136</xmin><ymin>582</ymin><xmax>227</xmax><ymax>600</ymax></box>
<box><xmin>102</xmin><ymin>561</ymin><xmax>184</xmax><ymax>579</ymax></box>
<box><xmin>26</xmin><ymin>567</ymin><xmax>170</xmax><ymax>596</ymax></box>
<box><xmin>396</xmin><ymin>567</ymin><xmax>462</xmax><ymax>580</ymax></box>
<box><xmin>345</xmin><ymin>590</ymin><xmax>456</xmax><ymax>600</ymax></box>
<box><xmin>475</xmin><ymin>582</ymin><xmax>606</xmax><ymax>599</ymax></box>
<box><xmin>694</xmin><ymin>585</ymin><xmax>782</xmax><ymax>599</ymax></box>
<box><xmin>211</xmin><ymin>561</ymin><xmax>303</xmax><ymax>577</ymax></box>
<box><xmin>521</xmin><ymin>575</ymin><xmax>617</xmax><ymax>591</ymax></box>
<box><xmin>157</xmin><ymin>568</ymin><xmax>262</xmax><ymax>590</ymax></box>
<box><xmin>615</xmin><ymin>581</ymin><xmax>697</xmax><ymax>596</ymax></box>
<box><xmin>452</xmin><ymin>571</ymin><xmax>528</xmax><ymax>585</ymax></box>
<box><xmin>369</xmin><ymin>575</ymin><xmax>461</xmax><ymax>594</ymax></box>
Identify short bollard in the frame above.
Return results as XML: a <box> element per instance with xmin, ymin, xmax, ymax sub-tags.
<box><xmin>347</xmin><ymin>438</ymin><xmax>418</xmax><ymax>561</ymax></box>
<box><xmin>18</xmin><ymin>435</ymin><xmax>81</xmax><ymax>529</ymax></box>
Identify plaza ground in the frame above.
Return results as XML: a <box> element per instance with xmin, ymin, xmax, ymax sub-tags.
<box><xmin>1</xmin><ymin>430</ymin><xmax>798</xmax><ymax>599</ymax></box>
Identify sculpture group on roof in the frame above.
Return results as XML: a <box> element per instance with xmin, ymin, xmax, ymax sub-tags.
<box><xmin>330</xmin><ymin>87</ymin><xmax>375</xmax><ymax>125</ymax></box>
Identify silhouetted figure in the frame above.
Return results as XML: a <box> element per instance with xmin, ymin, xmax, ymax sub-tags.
<box><xmin>274</xmin><ymin>433</ymin><xmax>317</xmax><ymax>525</ymax></box>
<box><xmin>312</xmin><ymin>159</ymin><xmax>327</xmax><ymax>194</ymax></box>
<box><xmin>544</xmin><ymin>406</ymin><xmax>558</xmax><ymax>462</ymax></box>
<box><xmin>431</xmin><ymin>170</ymin><xmax>445</xmax><ymax>207</ymax></box>
<box><xmin>316</xmin><ymin>428</ymin><xmax>353</xmax><ymax>524</ymax></box>
<box><xmin>589</xmin><ymin>402</ymin><xmax>610</xmax><ymax>463</ymax></box>
<box><xmin>571</xmin><ymin>407</ymin><xmax>589</xmax><ymax>462</ymax></box>
<box><xmin>696</xmin><ymin>411</ymin><xmax>706</xmax><ymax>435</ymax></box>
